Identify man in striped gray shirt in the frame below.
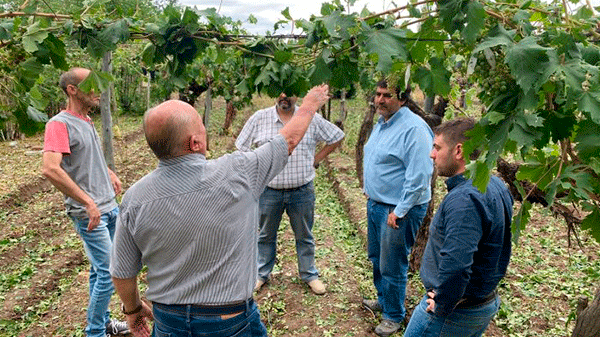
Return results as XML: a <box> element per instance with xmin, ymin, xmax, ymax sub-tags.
<box><xmin>110</xmin><ymin>85</ymin><xmax>330</xmax><ymax>337</ymax></box>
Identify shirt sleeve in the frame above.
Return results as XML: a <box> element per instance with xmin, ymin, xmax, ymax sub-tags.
<box><xmin>314</xmin><ymin>114</ymin><xmax>345</xmax><ymax>144</ymax></box>
<box><xmin>235</xmin><ymin>113</ymin><xmax>257</xmax><ymax>152</ymax></box>
<box><xmin>110</xmin><ymin>207</ymin><xmax>143</xmax><ymax>279</ymax></box>
<box><xmin>244</xmin><ymin>135</ymin><xmax>289</xmax><ymax>199</ymax></box>
<box><xmin>433</xmin><ymin>194</ymin><xmax>484</xmax><ymax>316</ymax></box>
<box><xmin>43</xmin><ymin>121</ymin><xmax>70</xmax><ymax>154</ymax></box>
<box><xmin>393</xmin><ymin>125</ymin><xmax>433</xmax><ymax>217</ymax></box>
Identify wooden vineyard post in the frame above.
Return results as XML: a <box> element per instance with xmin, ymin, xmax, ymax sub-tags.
<box><xmin>203</xmin><ymin>80</ymin><xmax>212</xmax><ymax>152</ymax></box>
<box><xmin>571</xmin><ymin>287</ymin><xmax>600</xmax><ymax>337</ymax></box>
<box><xmin>100</xmin><ymin>51</ymin><xmax>115</xmax><ymax>171</ymax></box>
<box><xmin>222</xmin><ymin>100</ymin><xmax>236</xmax><ymax>133</ymax></box>
<box><xmin>355</xmin><ymin>95</ymin><xmax>376</xmax><ymax>188</ymax></box>
<box><xmin>424</xmin><ymin>95</ymin><xmax>434</xmax><ymax>113</ymax></box>
<box><xmin>409</xmin><ymin>169</ymin><xmax>437</xmax><ymax>273</ymax></box>
<box><xmin>146</xmin><ymin>71</ymin><xmax>151</xmax><ymax>111</ymax></box>
<box><xmin>338</xmin><ymin>89</ymin><xmax>347</xmax><ymax>129</ymax></box>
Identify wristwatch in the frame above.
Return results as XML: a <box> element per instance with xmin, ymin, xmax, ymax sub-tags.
<box><xmin>121</xmin><ymin>303</ymin><xmax>143</xmax><ymax>315</ymax></box>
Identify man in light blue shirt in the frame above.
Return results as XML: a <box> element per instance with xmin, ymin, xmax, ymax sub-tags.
<box><xmin>362</xmin><ymin>79</ymin><xmax>434</xmax><ymax>337</ymax></box>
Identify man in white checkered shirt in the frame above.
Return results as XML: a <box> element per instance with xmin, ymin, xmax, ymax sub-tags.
<box><xmin>236</xmin><ymin>93</ymin><xmax>344</xmax><ymax>295</ymax></box>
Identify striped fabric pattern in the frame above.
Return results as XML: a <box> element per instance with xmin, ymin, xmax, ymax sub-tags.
<box><xmin>110</xmin><ymin>136</ymin><xmax>288</xmax><ymax>305</ymax></box>
<box><xmin>236</xmin><ymin>106</ymin><xmax>344</xmax><ymax>189</ymax></box>
<box><xmin>44</xmin><ymin>111</ymin><xmax>117</xmax><ymax>217</ymax></box>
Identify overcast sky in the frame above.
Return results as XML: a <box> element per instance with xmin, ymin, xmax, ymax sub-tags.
<box><xmin>179</xmin><ymin>0</ymin><xmax>599</xmax><ymax>34</ymax></box>
<box><xmin>178</xmin><ymin>0</ymin><xmax>385</xmax><ymax>34</ymax></box>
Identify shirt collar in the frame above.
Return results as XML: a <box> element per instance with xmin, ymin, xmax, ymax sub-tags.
<box><xmin>63</xmin><ymin>110</ymin><xmax>92</xmax><ymax>123</ymax></box>
<box><xmin>271</xmin><ymin>105</ymin><xmax>298</xmax><ymax>125</ymax></box>
<box><xmin>378</xmin><ymin>106</ymin><xmax>407</xmax><ymax>126</ymax></box>
<box><xmin>445</xmin><ymin>173</ymin><xmax>468</xmax><ymax>192</ymax></box>
<box><xmin>158</xmin><ymin>153</ymin><xmax>205</xmax><ymax>168</ymax></box>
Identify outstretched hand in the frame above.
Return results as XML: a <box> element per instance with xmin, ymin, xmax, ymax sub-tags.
<box><xmin>302</xmin><ymin>84</ymin><xmax>330</xmax><ymax>112</ymax></box>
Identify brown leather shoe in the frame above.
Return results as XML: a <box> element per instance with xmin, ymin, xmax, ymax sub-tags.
<box><xmin>362</xmin><ymin>298</ymin><xmax>382</xmax><ymax>312</ymax></box>
<box><xmin>307</xmin><ymin>279</ymin><xmax>326</xmax><ymax>295</ymax></box>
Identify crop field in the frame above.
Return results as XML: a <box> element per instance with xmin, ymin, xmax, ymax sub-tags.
<box><xmin>0</xmin><ymin>95</ymin><xmax>599</xmax><ymax>337</ymax></box>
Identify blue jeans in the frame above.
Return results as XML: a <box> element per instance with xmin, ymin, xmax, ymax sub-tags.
<box><xmin>258</xmin><ymin>182</ymin><xmax>318</xmax><ymax>282</ymax></box>
<box><xmin>367</xmin><ymin>200</ymin><xmax>427</xmax><ymax>323</ymax></box>
<box><xmin>70</xmin><ymin>207</ymin><xmax>119</xmax><ymax>337</ymax></box>
<box><xmin>152</xmin><ymin>300</ymin><xmax>267</xmax><ymax>336</ymax></box>
<box><xmin>403</xmin><ymin>294</ymin><xmax>501</xmax><ymax>337</ymax></box>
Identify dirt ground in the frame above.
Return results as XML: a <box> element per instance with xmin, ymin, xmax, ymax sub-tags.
<box><xmin>1</xmin><ymin>104</ymin><xmax>597</xmax><ymax>336</ymax></box>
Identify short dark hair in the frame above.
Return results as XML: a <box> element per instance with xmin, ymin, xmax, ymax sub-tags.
<box><xmin>434</xmin><ymin>118</ymin><xmax>479</xmax><ymax>159</ymax></box>
<box><xmin>376</xmin><ymin>78</ymin><xmax>410</xmax><ymax>101</ymax></box>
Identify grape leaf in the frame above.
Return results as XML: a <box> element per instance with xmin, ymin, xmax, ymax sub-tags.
<box><xmin>17</xmin><ymin>57</ymin><xmax>44</xmax><ymax>89</ymax></box>
<box><xmin>78</xmin><ymin>70</ymin><xmax>114</xmax><ymax>94</ymax></box>
<box><xmin>581</xmin><ymin>208</ymin><xmax>600</xmax><ymax>243</ymax></box>
<box><xmin>578</xmin><ymin>88</ymin><xmax>600</xmax><ymax>124</ymax></box>
<box><xmin>462</xmin><ymin>1</ymin><xmax>486</xmax><ymax>45</ymax></box>
<box><xmin>321</xmin><ymin>11</ymin><xmax>355</xmax><ymax>39</ymax></box>
<box><xmin>362</xmin><ymin>27</ymin><xmax>408</xmax><ymax>72</ymax></box>
<box><xmin>44</xmin><ymin>33</ymin><xmax>68</xmax><ymax>70</ymax></box>
<box><xmin>99</xmin><ymin>19</ymin><xmax>130</xmax><ymax>45</ymax></box>
<box><xmin>22</xmin><ymin>21</ymin><xmax>48</xmax><ymax>53</ymax></box>
<box><xmin>512</xmin><ymin>199</ymin><xmax>532</xmax><ymax>244</ymax></box>
<box><xmin>281</xmin><ymin>7</ymin><xmax>292</xmax><ymax>20</ymax></box>
<box><xmin>473</xmin><ymin>24</ymin><xmax>515</xmax><ymax>53</ymax></box>
<box><xmin>308</xmin><ymin>55</ymin><xmax>332</xmax><ymax>86</ymax></box>
<box><xmin>406</xmin><ymin>27</ymin><xmax>447</xmax><ymax>64</ymax></box>
<box><xmin>414</xmin><ymin>58</ymin><xmax>452</xmax><ymax>96</ymax></box>
<box><xmin>141</xmin><ymin>42</ymin><xmax>156</xmax><ymax>66</ymax></box>
<box><xmin>0</xmin><ymin>19</ymin><xmax>13</xmax><ymax>40</ymax></box>
<box><xmin>574</xmin><ymin>120</ymin><xmax>600</xmax><ymax>164</ymax></box>
<box><xmin>505</xmin><ymin>37</ymin><xmax>556</xmax><ymax>94</ymax></box>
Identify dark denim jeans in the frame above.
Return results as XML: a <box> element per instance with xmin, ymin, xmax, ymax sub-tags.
<box><xmin>257</xmin><ymin>182</ymin><xmax>318</xmax><ymax>282</ymax></box>
<box><xmin>404</xmin><ymin>294</ymin><xmax>501</xmax><ymax>337</ymax></box>
<box><xmin>152</xmin><ymin>300</ymin><xmax>267</xmax><ymax>337</ymax></box>
<box><xmin>367</xmin><ymin>200</ymin><xmax>427</xmax><ymax>322</ymax></box>
<box><xmin>70</xmin><ymin>207</ymin><xmax>118</xmax><ymax>337</ymax></box>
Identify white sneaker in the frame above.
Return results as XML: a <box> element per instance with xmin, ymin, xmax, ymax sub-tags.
<box><xmin>106</xmin><ymin>319</ymin><xmax>129</xmax><ymax>336</ymax></box>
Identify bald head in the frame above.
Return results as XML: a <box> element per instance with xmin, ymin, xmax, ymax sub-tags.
<box><xmin>59</xmin><ymin>68</ymin><xmax>91</xmax><ymax>95</ymax></box>
<box><xmin>143</xmin><ymin>100</ymin><xmax>206</xmax><ymax>159</ymax></box>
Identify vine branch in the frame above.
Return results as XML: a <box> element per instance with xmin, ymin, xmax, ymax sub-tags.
<box><xmin>0</xmin><ymin>11</ymin><xmax>71</xmax><ymax>19</ymax></box>
<box><xmin>359</xmin><ymin>0</ymin><xmax>434</xmax><ymax>21</ymax></box>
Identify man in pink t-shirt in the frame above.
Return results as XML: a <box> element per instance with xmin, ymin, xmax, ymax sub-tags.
<box><xmin>42</xmin><ymin>68</ymin><xmax>128</xmax><ymax>337</ymax></box>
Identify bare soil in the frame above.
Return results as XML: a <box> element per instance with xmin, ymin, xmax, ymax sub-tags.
<box><xmin>1</xmin><ymin>100</ymin><xmax>597</xmax><ymax>337</ymax></box>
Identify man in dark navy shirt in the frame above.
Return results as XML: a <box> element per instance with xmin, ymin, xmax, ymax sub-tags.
<box><xmin>404</xmin><ymin>118</ymin><xmax>513</xmax><ymax>337</ymax></box>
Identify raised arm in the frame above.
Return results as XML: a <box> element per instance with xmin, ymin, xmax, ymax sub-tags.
<box><xmin>279</xmin><ymin>84</ymin><xmax>330</xmax><ymax>154</ymax></box>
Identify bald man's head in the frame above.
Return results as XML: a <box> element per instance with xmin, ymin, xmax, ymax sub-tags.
<box><xmin>59</xmin><ymin>68</ymin><xmax>91</xmax><ymax>95</ymax></box>
<box><xmin>143</xmin><ymin>100</ymin><xmax>206</xmax><ymax>159</ymax></box>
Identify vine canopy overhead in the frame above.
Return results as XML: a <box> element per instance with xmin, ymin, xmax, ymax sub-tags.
<box><xmin>1</xmin><ymin>0</ymin><xmax>600</xmax><ymax>242</ymax></box>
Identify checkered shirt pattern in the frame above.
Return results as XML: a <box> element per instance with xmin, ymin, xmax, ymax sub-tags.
<box><xmin>236</xmin><ymin>105</ymin><xmax>344</xmax><ymax>189</ymax></box>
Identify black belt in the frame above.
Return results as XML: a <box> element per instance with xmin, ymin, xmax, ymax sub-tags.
<box><xmin>455</xmin><ymin>291</ymin><xmax>497</xmax><ymax>309</ymax></box>
<box><xmin>153</xmin><ymin>298</ymin><xmax>253</xmax><ymax>316</ymax></box>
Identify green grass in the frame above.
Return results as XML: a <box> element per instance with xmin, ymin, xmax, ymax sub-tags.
<box><xmin>2</xmin><ymin>93</ymin><xmax>600</xmax><ymax>336</ymax></box>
